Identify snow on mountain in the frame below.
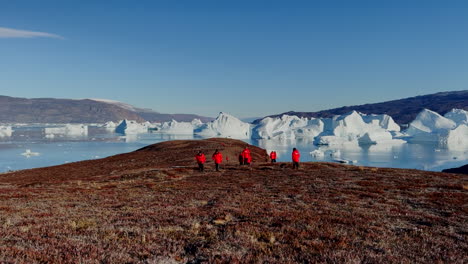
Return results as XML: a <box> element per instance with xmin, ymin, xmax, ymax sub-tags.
<box><xmin>0</xmin><ymin>126</ymin><xmax>13</xmax><ymax>137</ymax></box>
<box><xmin>89</xmin><ymin>98</ymin><xmax>138</xmax><ymax>112</ymax></box>
<box><xmin>195</xmin><ymin>112</ymin><xmax>251</xmax><ymax>139</ymax></box>
<box><xmin>444</xmin><ymin>109</ymin><xmax>468</xmax><ymax>126</ymax></box>
<box><xmin>44</xmin><ymin>124</ymin><xmax>88</xmax><ymax>136</ymax></box>
<box><xmin>115</xmin><ymin>120</ymin><xmax>149</xmax><ymax>134</ymax></box>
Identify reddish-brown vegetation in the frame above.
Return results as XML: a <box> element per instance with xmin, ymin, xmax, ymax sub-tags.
<box><xmin>0</xmin><ymin>138</ymin><xmax>466</xmax><ymax>263</ymax></box>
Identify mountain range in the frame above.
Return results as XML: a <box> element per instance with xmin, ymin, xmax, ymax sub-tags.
<box><xmin>0</xmin><ymin>96</ymin><xmax>213</xmax><ymax>123</ymax></box>
<box><xmin>1</xmin><ymin>90</ymin><xmax>467</xmax><ymax>124</ymax></box>
<box><xmin>255</xmin><ymin>90</ymin><xmax>468</xmax><ymax>125</ymax></box>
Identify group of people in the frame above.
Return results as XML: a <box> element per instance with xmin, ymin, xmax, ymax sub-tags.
<box><xmin>195</xmin><ymin>147</ymin><xmax>301</xmax><ymax>172</ymax></box>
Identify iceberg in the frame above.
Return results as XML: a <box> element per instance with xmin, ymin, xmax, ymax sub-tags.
<box><xmin>405</xmin><ymin>109</ymin><xmax>468</xmax><ymax>149</ymax></box>
<box><xmin>21</xmin><ymin>149</ymin><xmax>40</xmax><ymax>157</ymax></box>
<box><xmin>314</xmin><ymin>111</ymin><xmax>402</xmax><ymax>145</ymax></box>
<box><xmin>361</xmin><ymin>113</ymin><xmax>400</xmax><ymax>132</ymax></box>
<box><xmin>157</xmin><ymin>120</ymin><xmax>196</xmax><ymax>134</ymax></box>
<box><xmin>406</xmin><ymin>109</ymin><xmax>456</xmax><ymax>135</ymax></box>
<box><xmin>45</xmin><ymin>124</ymin><xmax>88</xmax><ymax>136</ymax></box>
<box><xmin>444</xmin><ymin>109</ymin><xmax>468</xmax><ymax>126</ymax></box>
<box><xmin>252</xmin><ymin>115</ymin><xmax>324</xmax><ymax>140</ymax></box>
<box><xmin>103</xmin><ymin>121</ymin><xmax>117</xmax><ymax>129</ymax></box>
<box><xmin>445</xmin><ymin>124</ymin><xmax>468</xmax><ymax>150</ymax></box>
<box><xmin>0</xmin><ymin>126</ymin><xmax>13</xmax><ymax>137</ymax></box>
<box><xmin>115</xmin><ymin>120</ymin><xmax>149</xmax><ymax>134</ymax></box>
<box><xmin>195</xmin><ymin>112</ymin><xmax>251</xmax><ymax>139</ymax></box>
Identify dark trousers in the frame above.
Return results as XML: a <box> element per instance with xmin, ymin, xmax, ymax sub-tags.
<box><xmin>198</xmin><ymin>163</ymin><xmax>204</xmax><ymax>172</ymax></box>
<box><xmin>243</xmin><ymin>158</ymin><xmax>250</xmax><ymax>165</ymax></box>
<box><xmin>215</xmin><ymin>163</ymin><xmax>220</xmax><ymax>171</ymax></box>
<box><xmin>293</xmin><ymin>162</ymin><xmax>299</xmax><ymax>169</ymax></box>
<box><xmin>271</xmin><ymin>159</ymin><xmax>276</xmax><ymax>163</ymax></box>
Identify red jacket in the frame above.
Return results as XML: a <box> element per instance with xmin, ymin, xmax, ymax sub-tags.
<box><xmin>212</xmin><ymin>152</ymin><xmax>223</xmax><ymax>164</ymax></box>
<box><xmin>292</xmin><ymin>149</ymin><xmax>300</xmax><ymax>162</ymax></box>
<box><xmin>195</xmin><ymin>153</ymin><xmax>206</xmax><ymax>164</ymax></box>
<box><xmin>270</xmin><ymin>151</ymin><xmax>277</xmax><ymax>160</ymax></box>
<box><xmin>242</xmin><ymin>148</ymin><xmax>251</xmax><ymax>159</ymax></box>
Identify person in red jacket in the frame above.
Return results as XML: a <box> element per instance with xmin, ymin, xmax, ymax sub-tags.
<box><xmin>292</xmin><ymin>148</ymin><xmax>300</xmax><ymax>169</ymax></box>
<box><xmin>242</xmin><ymin>147</ymin><xmax>251</xmax><ymax>165</ymax></box>
<box><xmin>195</xmin><ymin>150</ymin><xmax>206</xmax><ymax>172</ymax></box>
<box><xmin>212</xmin><ymin>149</ymin><xmax>223</xmax><ymax>171</ymax></box>
<box><xmin>238</xmin><ymin>152</ymin><xmax>244</xmax><ymax>165</ymax></box>
<box><xmin>270</xmin><ymin>151</ymin><xmax>277</xmax><ymax>163</ymax></box>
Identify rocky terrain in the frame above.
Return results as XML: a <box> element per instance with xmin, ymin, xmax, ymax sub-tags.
<box><xmin>258</xmin><ymin>90</ymin><xmax>468</xmax><ymax>125</ymax></box>
<box><xmin>0</xmin><ymin>96</ymin><xmax>212</xmax><ymax>123</ymax></box>
<box><xmin>0</xmin><ymin>138</ymin><xmax>466</xmax><ymax>263</ymax></box>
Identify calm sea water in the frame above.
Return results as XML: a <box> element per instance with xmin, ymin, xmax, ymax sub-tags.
<box><xmin>0</xmin><ymin>125</ymin><xmax>466</xmax><ymax>173</ymax></box>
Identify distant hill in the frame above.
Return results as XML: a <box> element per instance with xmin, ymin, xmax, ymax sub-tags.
<box><xmin>0</xmin><ymin>96</ymin><xmax>213</xmax><ymax>123</ymax></box>
<box><xmin>255</xmin><ymin>90</ymin><xmax>468</xmax><ymax>125</ymax></box>
<box><xmin>442</xmin><ymin>164</ymin><xmax>468</xmax><ymax>175</ymax></box>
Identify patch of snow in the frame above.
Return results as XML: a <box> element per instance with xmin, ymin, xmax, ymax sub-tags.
<box><xmin>89</xmin><ymin>98</ymin><xmax>138</xmax><ymax>112</ymax></box>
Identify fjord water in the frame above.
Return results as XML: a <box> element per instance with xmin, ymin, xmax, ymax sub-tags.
<box><xmin>0</xmin><ymin>125</ymin><xmax>466</xmax><ymax>173</ymax></box>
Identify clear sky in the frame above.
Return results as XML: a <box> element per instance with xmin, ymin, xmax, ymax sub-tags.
<box><xmin>1</xmin><ymin>0</ymin><xmax>467</xmax><ymax>118</ymax></box>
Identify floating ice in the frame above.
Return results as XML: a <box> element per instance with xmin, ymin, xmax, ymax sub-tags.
<box><xmin>157</xmin><ymin>120</ymin><xmax>197</xmax><ymax>134</ymax></box>
<box><xmin>45</xmin><ymin>124</ymin><xmax>88</xmax><ymax>136</ymax></box>
<box><xmin>195</xmin><ymin>112</ymin><xmax>251</xmax><ymax>139</ymax></box>
<box><xmin>405</xmin><ymin>109</ymin><xmax>468</xmax><ymax>149</ymax></box>
<box><xmin>444</xmin><ymin>109</ymin><xmax>468</xmax><ymax>126</ymax></box>
<box><xmin>115</xmin><ymin>120</ymin><xmax>148</xmax><ymax>134</ymax></box>
<box><xmin>0</xmin><ymin>126</ymin><xmax>13</xmax><ymax>137</ymax></box>
<box><xmin>310</xmin><ymin>149</ymin><xmax>325</xmax><ymax>158</ymax></box>
<box><xmin>21</xmin><ymin>149</ymin><xmax>40</xmax><ymax>157</ymax></box>
<box><xmin>314</xmin><ymin>111</ymin><xmax>402</xmax><ymax>146</ymax></box>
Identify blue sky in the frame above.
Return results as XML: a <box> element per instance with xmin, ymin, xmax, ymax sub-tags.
<box><xmin>1</xmin><ymin>0</ymin><xmax>467</xmax><ymax>118</ymax></box>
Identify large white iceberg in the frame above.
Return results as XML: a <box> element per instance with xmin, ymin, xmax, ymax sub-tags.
<box><xmin>252</xmin><ymin>115</ymin><xmax>309</xmax><ymax>140</ymax></box>
<box><xmin>157</xmin><ymin>120</ymin><xmax>196</xmax><ymax>134</ymax></box>
<box><xmin>314</xmin><ymin>111</ymin><xmax>403</xmax><ymax>146</ymax></box>
<box><xmin>405</xmin><ymin>109</ymin><xmax>468</xmax><ymax>149</ymax></box>
<box><xmin>45</xmin><ymin>124</ymin><xmax>88</xmax><ymax>136</ymax></box>
<box><xmin>195</xmin><ymin>112</ymin><xmax>251</xmax><ymax>139</ymax></box>
<box><xmin>361</xmin><ymin>113</ymin><xmax>400</xmax><ymax>132</ymax></box>
<box><xmin>115</xmin><ymin>120</ymin><xmax>148</xmax><ymax>134</ymax></box>
<box><xmin>444</xmin><ymin>109</ymin><xmax>468</xmax><ymax>126</ymax></box>
<box><xmin>406</xmin><ymin>109</ymin><xmax>456</xmax><ymax>135</ymax></box>
<box><xmin>0</xmin><ymin>126</ymin><xmax>13</xmax><ymax>137</ymax></box>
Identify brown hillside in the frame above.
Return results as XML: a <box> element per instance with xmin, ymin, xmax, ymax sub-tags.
<box><xmin>0</xmin><ymin>139</ymin><xmax>466</xmax><ymax>263</ymax></box>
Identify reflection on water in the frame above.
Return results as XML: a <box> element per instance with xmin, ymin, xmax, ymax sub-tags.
<box><xmin>0</xmin><ymin>125</ymin><xmax>466</xmax><ymax>172</ymax></box>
